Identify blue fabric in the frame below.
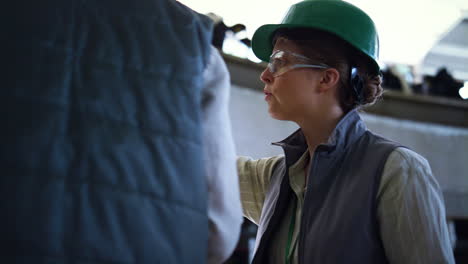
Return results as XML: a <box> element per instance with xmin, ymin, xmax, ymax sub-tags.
<box><xmin>0</xmin><ymin>0</ymin><xmax>212</xmax><ymax>263</ymax></box>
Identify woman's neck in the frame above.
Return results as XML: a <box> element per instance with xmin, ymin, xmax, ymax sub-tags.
<box><xmin>298</xmin><ymin>107</ymin><xmax>343</xmax><ymax>187</ymax></box>
<box><xmin>297</xmin><ymin>106</ymin><xmax>344</xmax><ymax>161</ymax></box>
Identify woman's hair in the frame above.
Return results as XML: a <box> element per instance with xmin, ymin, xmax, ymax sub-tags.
<box><xmin>273</xmin><ymin>28</ymin><xmax>383</xmax><ymax>112</ymax></box>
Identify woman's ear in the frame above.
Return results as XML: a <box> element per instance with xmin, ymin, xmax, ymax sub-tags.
<box><xmin>318</xmin><ymin>68</ymin><xmax>340</xmax><ymax>92</ymax></box>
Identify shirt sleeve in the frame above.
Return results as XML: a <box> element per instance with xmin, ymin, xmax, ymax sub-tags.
<box><xmin>377</xmin><ymin>147</ymin><xmax>455</xmax><ymax>264</ymax></box>
<box><xmin>237</xmin><ymin>155</ymin><xmax>283</xmax><ymax>225</ymax></box>
<box><xmin>201</xmin><ymin>46</ymin><xmax>243</xmax><ymax>264</ymax></box>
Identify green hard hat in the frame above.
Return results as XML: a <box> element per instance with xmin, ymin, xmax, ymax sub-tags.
<box><xmin>252</xmin><ymin>0</ymin><xmax>380</xmax><ymax>72</ymax></box>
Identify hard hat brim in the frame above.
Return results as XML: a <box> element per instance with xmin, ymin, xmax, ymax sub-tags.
<box><xmin>252</xmin><ymin>24</ymin><xmax>291</xmax><ymax>63</ymax></box>
<box><xmin>252</xmin><ymin>0</ymin><xmax>381</xmax><ymax>73</ymax></box>
<box><xmin>252</xmin><ymin>23</ymin><xmax>381</xmax><ymax>73</ymax></box>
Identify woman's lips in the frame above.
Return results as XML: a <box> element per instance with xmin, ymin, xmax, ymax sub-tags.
<box><xmin>264</xmin><ymin>90</ymin><xmax>272</xmax><ymax>100</ymax></box>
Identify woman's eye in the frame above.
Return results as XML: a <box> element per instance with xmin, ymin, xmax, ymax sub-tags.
<box><xmin>273</xmin><ymin>58</ymin><xmax>285</xmax><ymax>67</ymax></box>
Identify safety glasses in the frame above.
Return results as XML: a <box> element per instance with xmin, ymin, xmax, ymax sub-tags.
<box><xmin>268</xmin><ymin>50</ymin><xmax>330</xmax><ymax>77</ymax></box>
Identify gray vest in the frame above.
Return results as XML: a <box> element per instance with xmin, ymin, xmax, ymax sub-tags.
<box><xmin>252</xmin><ymin>110</ymin><xmax>400</xmax><ymax>264</ymax></box>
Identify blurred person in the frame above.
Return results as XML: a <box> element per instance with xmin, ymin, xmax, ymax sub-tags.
<box><xmin>236</xmin><ymin>0</ymin><xmax>455</xmax><ymax>263</ymax></box>
<box><xmin>0</xmin><ymin>0</ymin><xmax>242</xmax><ymax>263</ymax></box>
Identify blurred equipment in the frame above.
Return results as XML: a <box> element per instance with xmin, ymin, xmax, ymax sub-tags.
<box><xmin>207</xmin><ymin>13</ymin><xmax>251</xmax><ymax>50</ymax></box>
<box><xmin>419</xmin><ymin>14</ymin><xmax>468</xmax><ymax>84</ymax></box>
<box><xmin>381</xmin><ymin>65</ymin><xmax>413</xmax><ymax>94</ymax></box>
<box><xmin>424</xmin><ymin>68</ymin><xmax>464</xmax><ymax>98</ymax></box>
<box><xmin>381</xmin><ymin>68</ymin><xmax>403</xmax><ymax>91</ymax></box>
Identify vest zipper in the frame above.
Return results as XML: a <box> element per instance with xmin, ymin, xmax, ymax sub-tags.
<box><xmin>298</xmin><ymin>150</ymin><xmax>320</xmax><ymax>264</ymax></box>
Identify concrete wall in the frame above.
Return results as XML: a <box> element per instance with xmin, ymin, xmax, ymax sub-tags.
<box><xmin>223</xmin><ymin>53</ymin><xmax>468</xmax><ymax>128</ymax></box>
<box><xmin>229</xmin><ymin>84</ymin><xmax>468</xmax><ymax>218</ymax></box>
<box><xmin>229</xmin><ymin>85</ymin><xmax>297</xmax><ymax>158</ymax></box>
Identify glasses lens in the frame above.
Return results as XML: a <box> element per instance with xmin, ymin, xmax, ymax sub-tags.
<box><xmin>267</xmin><ymin>62</ymin><xmax>276</xmax><ymax>74</ymax></box>
<box><xmin>267</xmin><ymin>50</ymin><xmax>329</xmax><ymax>77</ymax></box>
<box><xmin>268</xmin><ymin>51</ymin><xmax>286</xmax><ymax>75</ymax></box>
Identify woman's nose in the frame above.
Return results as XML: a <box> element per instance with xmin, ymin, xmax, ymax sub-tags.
<box><xmin>260</xmin><ymin>67</ymin><xmax>273</xmax><ymax>84</ymax></box>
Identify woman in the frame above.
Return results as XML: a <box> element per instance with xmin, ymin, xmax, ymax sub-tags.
<box><xmin>237</xmin><ymin>0</ymin><xmax>455</xmax><ymax>263</ymax></box>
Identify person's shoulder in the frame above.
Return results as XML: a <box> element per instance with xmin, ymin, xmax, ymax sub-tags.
<box><xmin>380</xmin><ymin>147</ymin><xmax>433</xmax><ymax>192</ymax></box>
<box><xmin>387</xmin><ymin>147</ymin><xmax>430</xmax><ymax>169</ymax></box>
<box><xmin>379</xmin><ymin>147</ymin><xmax>436</xmax><ymax>200</ymax></box>
<box><xmin>363</xmin><ymin>132</ymin><xmax>429</xmax><ymax>164</ymax></box>
<box><xmin>237</xmin><ymin>155</ymin><xmax>285</xmax><ymax>176</ymax></box>
<box><xmin>361</xmin><ymin>130</ymin><xmax>400</xmax><ymax>149</ymax></box>
<box><xmin>237</xmin><ymin>155</ymin><xmax>284</xmax><ymax>166</ymax></box>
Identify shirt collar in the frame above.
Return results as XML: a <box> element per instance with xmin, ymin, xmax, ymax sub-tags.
<box><xmin>272</xmin><ymin>109</ymin><xmax>367</xmax><ymax>165</ymax></box>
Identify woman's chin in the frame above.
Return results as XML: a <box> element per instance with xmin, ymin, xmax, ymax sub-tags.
<box><xmin>268</xmin><ymin>109</ymin><xmax>288</xmax><ymax>121</ymax></box>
